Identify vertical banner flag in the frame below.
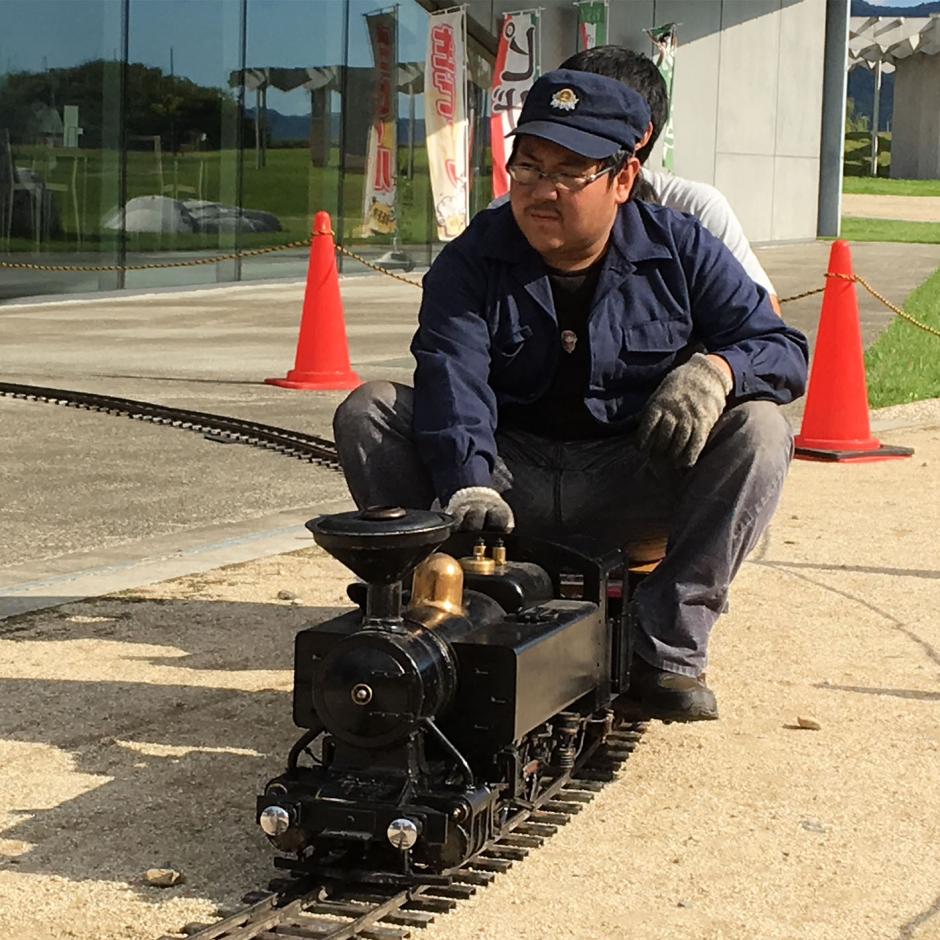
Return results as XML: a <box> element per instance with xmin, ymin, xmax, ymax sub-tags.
<box><xmin>646</xmin><ymin>23</ymin><xmax>678</xmax><ymax>171</ymax></box>
<box><xmin>490</xmin><ymin>10</ymin><xmax>540</xmax><ymax>199</ymax></box>
<box><xmin>425</xmin><ymin>8</ymin><xmax>469</xmax><ymax>241</ymax></box>
<box><xmin>575</xmin><ymin>0</ymin><xmax>608</xmax><ymax>52</ymax></box>
<box><xmin>362</xmin><ymin>9</ymin><xmax>398</xmax><ymax>236</ymax></box>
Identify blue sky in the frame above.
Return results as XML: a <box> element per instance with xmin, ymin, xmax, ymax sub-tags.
<box><xmin>0</xmin><ymin>1</ymin><xmax>429</xmax><ymax>83</ymax></box>
<box><xmin>0</xmin><ymin>0</ymin><xmax>432</xmax><ymax>115</ymax></box>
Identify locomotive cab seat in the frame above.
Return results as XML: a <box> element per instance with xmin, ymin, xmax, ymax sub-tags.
<box><xmin>625</xmin><ymin>535</ymin><xmax>667</xmax><ymax>571</ymax></box>
<box><xmin>623</xmin><ymin>535</ymin><xmax>667</xmax><ymax>599</ymax></box>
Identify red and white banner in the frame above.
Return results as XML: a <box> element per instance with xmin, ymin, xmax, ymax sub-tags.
<box><xmin>362</xmin><ymin>10</ymin><xmax>397</xmax><ymax>236</ymax></box>
<box><xmin>424</xmin><ymin>9</ymin><xmax>469</xmax><ymax>241</ymax></box>
<box><xmin>490</xmin><ymin>10</ymin><xmax>540</xmax><ymax>199</ymax></box>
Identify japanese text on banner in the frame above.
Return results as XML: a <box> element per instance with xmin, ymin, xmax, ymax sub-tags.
<box><xmin>362</xmin><ymin>10</ymin><xmax>398</xmax><ymax>236</ymax></box>
<box><xmin>425</xmin><ymin>9</ymin><xmax>469</xmax><ymax>241</ymax></box>
<box><xmin>490</xmin><ymin>10</ymin><xmax>540</xmax><ymax>199</ymax></box>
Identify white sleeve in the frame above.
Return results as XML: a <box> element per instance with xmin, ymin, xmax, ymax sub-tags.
<box><xmin>641</xmin><ymin>170</ymin><xmax>777</xmax><ymax>296</ymax></box>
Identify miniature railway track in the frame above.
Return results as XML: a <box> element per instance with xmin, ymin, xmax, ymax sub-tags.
<box><xmin>161</xmin><ymin>721</ymin><xmax>647</xmax><ymax>940</ymax></box>
<box><xmin>5</xmin><ymin>380</ymin><xmax>649</xmax><ymax>940</ymax></box>
<box><xmin>0</xmin><ymin>382</ymin><xmax>343</xmax><ymax>471</ymax></box>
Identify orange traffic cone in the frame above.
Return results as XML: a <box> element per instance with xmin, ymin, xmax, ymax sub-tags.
<box><xmin>794</xmin><ymin>240</ymin><xmax>912</xmax><ymax>462</ymax></box>
<box><xmin>266</xmin><ymin>211</ymin><xmax>362</xmax><ymax>391</ymax></box>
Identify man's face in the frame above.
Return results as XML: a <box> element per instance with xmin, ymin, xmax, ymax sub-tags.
<box><xmin>509</xmin><ymin>136</ymin><xmax>639</xmax><ymax>270</ymax></box>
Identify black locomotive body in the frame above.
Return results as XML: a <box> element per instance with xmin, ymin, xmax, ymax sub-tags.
<box><xmin>257</xmin><ymin>507</ymin><xmax>631</xmax><ymax>884</ymax></box>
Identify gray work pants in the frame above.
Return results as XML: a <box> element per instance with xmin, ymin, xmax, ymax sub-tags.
<box><xmin>333</xmin><ymin>381</ymin><xmax>793</xmax><ymax>677</ymax></box>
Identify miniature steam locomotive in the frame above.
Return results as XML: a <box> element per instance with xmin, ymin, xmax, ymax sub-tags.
<box><xmin>256</xmin><ymin>506</ymin><xmax>635</xmax><ymax>884</ymax></box>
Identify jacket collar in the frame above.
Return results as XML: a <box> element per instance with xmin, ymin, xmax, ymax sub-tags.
<box><xmin>479</xmin><ymin>200</ymin><xmax>675</xmax><ymax>317</ymax></box>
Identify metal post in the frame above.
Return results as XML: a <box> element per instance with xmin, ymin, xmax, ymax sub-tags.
<box><xmin>255</xmin><ymin>86</ymin><xmax>262</xmax><ymax>169</ymax></box>
<box><xmin>407</xmin><ymin>87</ymin><xmax>415</xmax><ymax>179</ymax></box>
<box><xmin>870</xmin><ymin>55</ymin><xmax>882</xmax><ymax>176</ymax></box>
<box><xmin>337</xmin><ymin>0</ymin><xmax>351</xmax><ymax>273</ymax></box>
<box><xmin>817</xmin><ymin>0</ymin><xmax>849</xmax><ymax>238</ymax></box>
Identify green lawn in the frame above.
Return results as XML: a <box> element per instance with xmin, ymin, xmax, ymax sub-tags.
<box><xmin>842</xmin><ymin>129</ymin><xmax>940</xmax><ymax>195</ymax></box>
<box><xmin>4</xmin><ymin>144</ymin><xmax>476</xmax><ymax>254</ymax></box>
<box><xmin>840</xmin><ymin>218</ymin><xmax>940</xmax><ymax>244</ymax></box>
<box><xmin>844</xmin><ymin>129</ymin><xmax>891</xmax><ymax>178</ymax></box>
<box><xmin>843</xmin><ymin>177</ymin><xmax>940</xmax><ymax>197</ymax></box>
<box><xmin>865</xmin><ymin>263</ymin><xmax>940</xmax><ymax>407</ymax></box>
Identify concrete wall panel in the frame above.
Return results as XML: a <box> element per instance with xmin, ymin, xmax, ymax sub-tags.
<box><xmin>716</xmin><ymin>0</ymin><xmax>780</xmax><ymax>155</ymax></box>
<box><xmin>772</xmin><ymin>156</ymin><xmax>819</xmax><ymax>239</ymax></box>
<box><xmin>715</xmin><ymin>153</ymin><xmax>775</xmax><ymax>242</ymax></box>
<box><xmin>775</xmin><ymin>0</ymin><xmax>825</xmax><ymax>157</ymax></box>
<box><xmin>657</xmin><ymin>1</ymin><xmax>722</xmax><ymax>185</ymax></box>
<box><xmin>466</xmin><ymin>0</ymin><xmax>828</xmax><ymax>240</ymax></box>
<box><xmin>891</xmin><ymin>55</ymin><xmax>925</xmax><ymax>179</ymax></box>
<box><xmin>607</xmin><ymin>2</ymin><xmax>655</xmax><ymax>52</ymax></box>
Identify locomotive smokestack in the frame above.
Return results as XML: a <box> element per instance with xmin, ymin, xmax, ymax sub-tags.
<box><xmin>306</xmin><ymin>506</ymin><xmax>455</xmax><ymax>628</ymax></box>
<box><xmin>365</xmin><ymin>580</ymin><xmax>403</xmax><ymax>625</ymax></box>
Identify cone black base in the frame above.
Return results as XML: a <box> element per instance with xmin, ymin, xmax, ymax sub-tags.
<box><xmin>795</xmin><ymin>444</ymin><xmax>914</xmax><ymax>462</ymax></box>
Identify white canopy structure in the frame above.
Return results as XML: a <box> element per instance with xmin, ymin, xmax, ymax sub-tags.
<box><xmin>849</xmin><ymin>15</ymin><xmax>940</xmax><ymax>178</ymax></box>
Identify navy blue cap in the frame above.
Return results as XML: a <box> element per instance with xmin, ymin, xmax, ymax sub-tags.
<box><xmin>508</xmin><ymin>69</ymin><xmax>651</xmax><ymax>160</ymax></box>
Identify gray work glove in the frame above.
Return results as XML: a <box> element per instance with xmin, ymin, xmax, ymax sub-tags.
<box><xmin>445</xmin><ymin>487</ymin><xmax>515</xmax><ymax>532</ymax></box>
<box><xmin>637</xmin><ymin>353</ymin><xmax>733</xmax><ymax>468</ymax></box>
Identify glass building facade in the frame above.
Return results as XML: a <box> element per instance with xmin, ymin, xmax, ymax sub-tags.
<box><xmin>0</xmin><ymin>0</ymin><xmax>497</xmax><ymax>302</ymax></box>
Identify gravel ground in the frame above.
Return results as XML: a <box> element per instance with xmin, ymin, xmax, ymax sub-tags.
<box><xmin>1</xmin><ymin>422</ymin><xmax>938</xmax><ymax>940</ymax></box>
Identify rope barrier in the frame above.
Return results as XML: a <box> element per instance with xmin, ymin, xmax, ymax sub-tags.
<box><xmin>1</xmin><ymin>238</ymin><xmax>936</xmax><ymax>338</ymax></box>
<box><xmin>0</xmin><ymin>240</ymin><xmax>313</xmax><ymax>272</ymax></box>
<box><xmin>827</xmin><ymin>270</ymin><xmax>940</xmax><ymax>340</ymax></box>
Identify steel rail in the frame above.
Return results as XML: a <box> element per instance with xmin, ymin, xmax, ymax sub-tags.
<box><xmin>2</xmin><ymin>381</ymin><xmax>650</xmax><ymax>939</ymax></box>
<box><xmin>161</xmin><ymin>721</ymin><xmax>646</xmax><ymax>940</ymax></box>
<box><xmin>0</xmin><ymin>382</ymin><xmax>343</xmax><ymax>471</ymax></box>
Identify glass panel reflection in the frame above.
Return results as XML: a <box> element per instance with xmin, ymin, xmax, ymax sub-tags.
<box><xmin>238</xmin><ymin>0</ymin><xmax>345</xmax><ymax>282</ymax></box>
<box><xmin>0</xmin><ymin>0</ymin><xmax>123</xmax><ymax>300</ymax></box>
<box><xmin>0</xmin><ymin>0</ymin><xmax>500</xmax><ymax>301</ymax></box>
<box><xmin>124</xmin><ymin>0</ymin><xmax>243</xmax><ymax>290</ymax></box>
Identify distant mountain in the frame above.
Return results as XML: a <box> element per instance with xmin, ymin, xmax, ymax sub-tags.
<box><xmin>851</xmin><ymin>0</ymin><xmax>940</xmax><ymax>16</ymax></box>
<box><xmin>246</xmin><ymin>106</ymin><xmax>427</xmax><ymax>145</ymax></box>
<box><xmin>246</xmin><ymin>107</ymin><xmax>309</xmax><ymax>142</ymax></box>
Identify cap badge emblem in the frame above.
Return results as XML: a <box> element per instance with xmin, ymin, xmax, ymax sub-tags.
<box><xmin>550</xmin><ymin>89</ymin><xmax>579</xmax><ymax>112</ymax></box>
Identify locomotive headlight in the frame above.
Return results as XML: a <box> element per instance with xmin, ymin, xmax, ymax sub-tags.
<box><xmin>386</xmin><ymin>817</ymin><xmax>419</xmax><ymax>850</ymax></box>
<box><xmin>259</xmin><ymin>805</ymin><xmax>292</xmax><ymax>837</ymax></box>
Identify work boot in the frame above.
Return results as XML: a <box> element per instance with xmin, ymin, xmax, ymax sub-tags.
<box><xmin>617</xmin><ymin>656</ymin><xmax>719</xmax><ymax>722</ymax></box>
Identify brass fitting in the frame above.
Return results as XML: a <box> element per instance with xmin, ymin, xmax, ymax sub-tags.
<box><xmin>409</xmin><ymin>553</ymin><xmax>464</xmax><ymax>619</ymax></box>
<box><xmin>459</xmin><ymin>539</ymin><xmax>497</xmax><ymax>575</ymax></box>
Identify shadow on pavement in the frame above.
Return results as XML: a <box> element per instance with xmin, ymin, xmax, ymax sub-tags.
<box><xmin>0</xmin><ymin>597</ymin><xmax>346</xmax><ymax>913</ymax></box>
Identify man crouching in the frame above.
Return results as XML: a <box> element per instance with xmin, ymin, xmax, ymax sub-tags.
<box><xmin>333</xmin><ymin>70</ymin><xmax>808</xmax><ymax>722</ymax></box>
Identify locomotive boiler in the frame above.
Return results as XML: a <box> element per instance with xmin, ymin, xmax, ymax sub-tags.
<box><xmin>257</xmin><ymin>506</ymin><xmax>631</xmax><ymax>884</ymax></box>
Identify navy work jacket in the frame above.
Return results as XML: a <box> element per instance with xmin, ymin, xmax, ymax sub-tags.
<box><xmin>411</xmin><ymin>200</ymin><xmax>808</xmax><ymax>503</ymax></box>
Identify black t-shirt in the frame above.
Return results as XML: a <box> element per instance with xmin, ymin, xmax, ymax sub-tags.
<box><xmin>500</xmin><ymin>256</ymin><xmax>617</xmax><ymax>440</ymax></box>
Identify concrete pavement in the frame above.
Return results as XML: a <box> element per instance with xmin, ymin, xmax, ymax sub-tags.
<box><xmin>0</xmin><ymin>239</ymin><xmax>938</xmax><ymax>940</ymax></box>
<box><xmin>842</xmin><ymin>193</ymin><xmax>940</xmax><ymax>222</ymax></box>
<box><xmin>0</xmin><ymin>415</ymin><xmax>936</xmax><ymax>940</ymax></box>
<box><xmin>1</xmin><ymin>239</ymin><xmax>939</xmax><ymax>617</ymax></box>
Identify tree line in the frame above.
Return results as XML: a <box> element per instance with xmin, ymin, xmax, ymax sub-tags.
<box><xmin>0</xmin><ymin>60</ymin><xmax>252</xmax><ymax>151</ymax></box>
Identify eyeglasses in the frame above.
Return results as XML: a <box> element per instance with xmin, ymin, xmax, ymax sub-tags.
<box><xmin>506</xmin><ymin>161</ymin><xmax>618</xmax><ymax>193</ymax></box>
